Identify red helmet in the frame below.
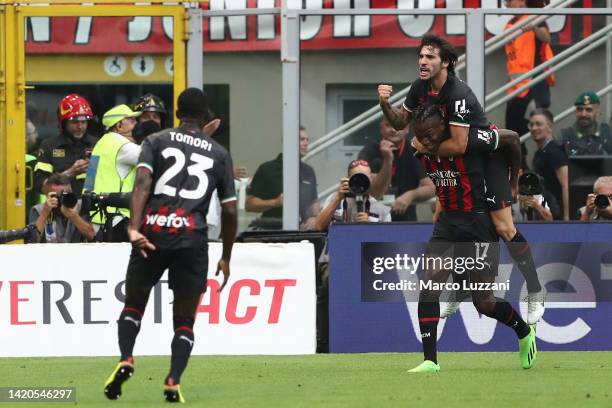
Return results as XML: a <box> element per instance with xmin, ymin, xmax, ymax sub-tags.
<box><xmin>58</xmin><ymin>94</ymin><xmax>93</xmax><ymax>124</ymax></box>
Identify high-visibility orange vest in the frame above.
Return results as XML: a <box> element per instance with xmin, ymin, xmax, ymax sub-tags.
<box><xmin>505</xmin><ymin>15</ymin><xmax>556</xmax><ymax>98</ymax></box>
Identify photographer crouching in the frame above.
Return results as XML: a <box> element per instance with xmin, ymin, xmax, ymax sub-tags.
<box><xmin>28</xmin><ymin>173</ymin><xmax>95</xmax><ymax>243</ymax></box>
<box><xmin>312</xmin><ymin>159</ymin><xmax>391</xmax><ymax>352</ymax></box>
<box><xmin>579</xmin><ymin>176</ymin><xmax>612</xmax><ymax>221</ymax></box>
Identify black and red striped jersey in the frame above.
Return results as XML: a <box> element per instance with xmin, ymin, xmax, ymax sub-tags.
<box><xmin>403</xmin><ymin>76</ymin><xmax>490</xmax><ymax>131</ymax></box>
<box><xmin>137</xmin><ymin>122</ymin><xmax>236</xmax><ymax>249</ymax></box>
<box><xmin>415</xmin><ymin>128</ymin><xmax>499</xmax><ymax>213</ymax></box>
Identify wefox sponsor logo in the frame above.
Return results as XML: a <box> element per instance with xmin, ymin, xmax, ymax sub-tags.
<box><xmin>145</xmin><ymin>212</ymin><xmax>191</xmax><ymax>229</ymax></box>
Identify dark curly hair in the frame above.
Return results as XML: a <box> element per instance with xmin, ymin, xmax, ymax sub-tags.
<box><xmin>417</xmin><ymin>33</ymin><xmax>459</xmax><ymax>76</ymax></box>
<box><xmin>413</xmin><ymin>103</ymin><xmax>445</xmax><ymax>124</ymax></box>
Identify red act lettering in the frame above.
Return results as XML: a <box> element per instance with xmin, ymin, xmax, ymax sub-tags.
<box><xmin>196</xmin><ymin>279</ymin><xmax>297</xmax><ymax>324</ymax></box>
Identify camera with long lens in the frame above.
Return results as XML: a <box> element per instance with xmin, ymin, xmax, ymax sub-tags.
<box><xmin>57</xmin><ymin>191</ymin><xmax>78</xmax><ymax>209</ymax></box>
<box><xmin>594</xmin><ymin>194</ymin><xmax>610</xmax><ymax>210</ymax></box>
<box><xmin>347</xmin><ymin>173</ymin><xmax>371</xmax><ymax>197</ymax></box>
<box><xmin>347</xmin><ymin>173</ymin><xmax>371</xmax><ymax>214</ymax></box>
<box><xmin>82</xmin><ymin>191</ymin><xmax>132</xmax><ymax>242</ymax></box>
<box><xmin>81</xmin><ymin>191</ymin><xmax>131</xmax><ymax>213</ymax></box>
<box><xmin>0</xmin><ymin>224</ymin><xmax>37</xmax><ymax>244</ymax></box>
<box><xmin>518</xmin><ymin>172</ymin><xmax>542</xmax><ymax>196</ymax></box>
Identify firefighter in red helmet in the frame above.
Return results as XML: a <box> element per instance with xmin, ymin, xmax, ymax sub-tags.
<box><xmin>34</xmin><ymin>94</ymin><xmax>99</xmax><ymax>198</ymax></box>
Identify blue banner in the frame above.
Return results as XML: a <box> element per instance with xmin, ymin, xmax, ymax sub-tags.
<box><xmin>328</xmin><ymin>223</ymin><xmax>612</xmax><ymax>352</ymax></box>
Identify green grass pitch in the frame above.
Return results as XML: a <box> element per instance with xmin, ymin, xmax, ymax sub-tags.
<box><xmin>1</xmin><ymin>352</ymin><xmax>610</xmax><ymax>407</ymax></box>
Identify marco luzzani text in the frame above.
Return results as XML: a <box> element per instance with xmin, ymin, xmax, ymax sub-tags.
<box><xmin>370</xmin><ymin>253</ymin><xmax>510</xmax><ymax>292</ymax></box>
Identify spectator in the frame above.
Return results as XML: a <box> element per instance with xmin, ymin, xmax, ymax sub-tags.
<box><xmin>28</xmin><ymin>173</ymin><xmax>94</xmax><ymax>243</ymax></box>
<box><xmin>245</xmin><ymin>126</ymin><xmax>320</xmax><ymax>230</ymax></box>
<box><xmin>203</xmin><ymin>120</ymin><xmax>249</xmax><ymax>240</ymax></box>
<box><xmin>84</xmin><ymin>104</ymin><xmax>142</xmax><ymax>241</ymax></box>
<box><xmin>559</xmin><ymin>92</ymin><xmax>612</xmax><ymax>156</ymax></box>
<box><xmin>34</xmin><ymin>94</ymin><xmax>97</xmax><ymax>198</ymax></box>
<box><xmin>504</xmin><ymin>0</ymin><xmax>555</xmax><ymax>137</ymax></box>
<box><xmin>133</xmin><ymin>93</ymin><xmax>168</xmax><ymax>141</ymax></box>
<box><xmin>357</xmin><ymin>118</ymin><xmax>435</xmax><ymax>221</ymax></box>
<box><xmin>511</xmin><ymin>170</ymin><xmax>553</xmax><ymax>222</ymax></box>
<box><xmin>578</xmin><ymin>176</ymin><xmax>612</xmax><ymax>221</ymax></box>
<box><xmin>530</xmin><ymin>108</ymin><xmax>569</xmax><ymax>220</ymax></box>
<box><xmin>26</xmin><ymin>118</ymin><xmax>39</xmax><ymax>156</ymax></box>
<box><xmin>25</xmin><ymin>119</ymin><xmax>41</xmax><ymax>213</ymax></box>
<box><xmin>312</xmin><ymin>159</ymin><xmax>391</xmax><ymax>352</ymax></box>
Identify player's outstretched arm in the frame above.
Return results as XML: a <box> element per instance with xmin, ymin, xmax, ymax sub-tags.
<box><xmin>436</xmin><ymin>125</ymin><xmax>469</xmax><ymax>157</ymax></box>
<box><xmin>217</xmin><ymin>201</ymin><xmax>237</xmax><ymax>292</ymax></box>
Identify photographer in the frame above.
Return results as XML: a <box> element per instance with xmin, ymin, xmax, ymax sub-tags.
<box><xmin>512</xmin><ymin>170</ymin><xmax>553</xmax><ymax>222</ymax></box>
<box><xmin>579</xmin><ymin>176</ymin><xmax>612</xmax><ymax>221</ymax></box>
<box><xmin>313</xmin><ymin>160</ymin><xmax>391</xmax><ymax>230</ymax></box>
<box><xmin>312</xmin><ymin>159</ymin><xmax>390</xmax><ymax>352</ymax></box>
<box><xmin>29</xmin><ymin>173</ymin><xmax>94</xmax><ymax>243</ymax></box>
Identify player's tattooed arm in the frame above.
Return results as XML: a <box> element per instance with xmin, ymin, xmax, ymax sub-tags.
<box><xmin>378</xmin><ymin>84</ymin><xmax>410</xmax><ymax>130</ymax></box>
<box><xmin>496</xmin><ymin>129</ymin><xmax>521</xmax><ymax>196</ymax></box>
<box><xmin>380</xmin><ymin>102</ymin><xmax>410</xmax><ymax>131</ymax></box>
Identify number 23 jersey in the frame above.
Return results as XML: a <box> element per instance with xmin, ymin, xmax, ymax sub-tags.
<box><xmin>137</xmin><ymin>123</ymin><xmax>236</xmax><ymax>249</ymax></box>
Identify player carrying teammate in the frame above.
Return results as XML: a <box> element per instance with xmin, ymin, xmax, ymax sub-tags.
<box><xmin>378</xmin><ymin>33</ymin><xmax>545</xmax><ymax>324</ymax></box>
<box><xmin>103</xmin><ymin>88</ymin><xmax>237</xmax><ymax>403</ymax></box>
<box><xmin>408</xmin><ymin>103</ymin><xmax>537</xmax><ymax>373</ymax></box>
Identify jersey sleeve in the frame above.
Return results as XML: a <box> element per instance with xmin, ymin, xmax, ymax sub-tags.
<box><xmin>402</xmin><ymin>81</ymin><xmax>420</xmax><ymax>113</ymax></box>
<box><xmin>216</xmin><ymin>151</ymin><xmax>237</xmax><ymax>204</ymax></box>
<box><xmin>137</xmin><ymin>136</ymin><xmax>157</xmax><ymax>173</ymax></box>
<box><xmin>448</xmin><ymin>84</ymin><xmax>485</xmax><ymax>129</ymax></box>
<box><xmin>467</xmin><ymin>128</ymin><xmax>499</xmax><ymax>154</ymax></box>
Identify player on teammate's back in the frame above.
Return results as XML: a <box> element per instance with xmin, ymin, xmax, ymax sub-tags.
<box><xmin>103</xmin><ymin>88</ymin><xmax>237</xmax><ymax>403</ymax></box>
<box><xmin>378</xmin><ymin>34</ymin><xmax>545</xmax><ymax>324</ymax></box>
<box><xmin>408</xmin><ymin>103</ymin><xmax>537</xmax><ymax>373</ymax></box>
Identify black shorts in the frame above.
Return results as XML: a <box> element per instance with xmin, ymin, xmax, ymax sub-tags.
<box><xmin>426</xmin><ymin>212</ymin><xmax>500</xmax><ymax>276</ymax></box>
<box><xmin>484</xmin><ymin>151</ymin><xmax>513</xmax><ymax>211</ymax></box>
<box><xmin>125</xmin><ymin>244</ymin><xmax>209</xmax><ymax>295</ymax></box>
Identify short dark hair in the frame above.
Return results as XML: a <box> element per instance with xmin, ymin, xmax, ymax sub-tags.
<box><xmin>176</xmin><ymin>87</ymin><xmax>213</xmax><ymax>122</ymax></box>
<box><xmin>529</xmin><ymin>108</ymin><xmax>554</xmax><ymax>124</ymax></box>
<box><xmin>46</xmin><ymin>173</ymin><xmax>71</xmax><ymax>187</ymax></box>
<box><xmin>418</xmin><ymin>33</ymin><xmax>459</xmax><ymax>76</ymax></box>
